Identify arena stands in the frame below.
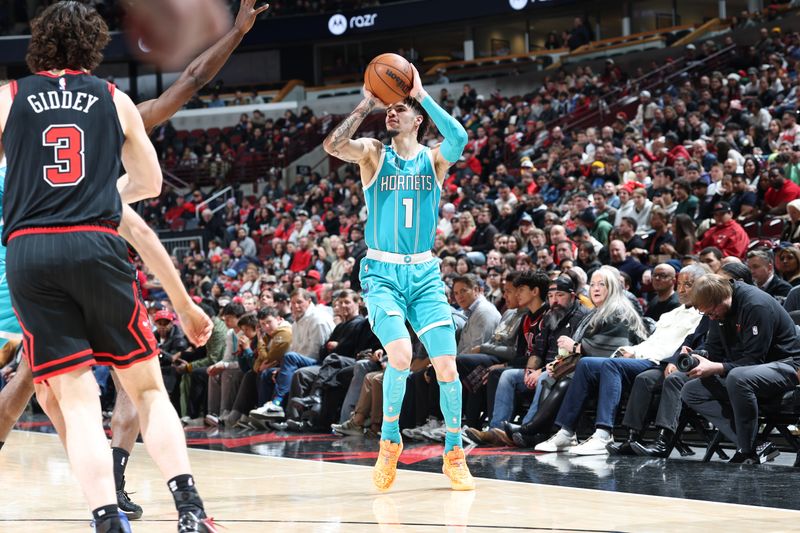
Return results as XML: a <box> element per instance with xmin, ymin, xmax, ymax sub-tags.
<box><xmin>5</xmin><ymin>2</ymin><xmax>800</xmax><ymax>470</ymax></box>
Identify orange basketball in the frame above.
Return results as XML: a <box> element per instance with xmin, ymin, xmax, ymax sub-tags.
<box><xmin>364</xmin><ymin>53</ymin><xmax>413</xmax><ymax>105</ymax></box>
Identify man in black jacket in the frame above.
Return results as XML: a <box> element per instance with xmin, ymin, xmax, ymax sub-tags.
<box><xmin>681</xmin><ymin>275</ymin><xmax>800</xmax><ymax>463</ymax></box>
<box><xmin>463</xmin><ymin>271</ymin><xmax>551</xmax><ymax>446</ymax></box>
<box><xmin>283</xmin><ymin>290</ymin><xmax>380</xmax><ymax>427</ymax></box>
<box><xmin>468</xmin><ymin>207</ymin><xmax>498</xmax><ymax>256</ymax></box>
<box><xmin>747</xmin><ymin>248</ymin><xmax>791</xmax><ymax>303</ymax></box>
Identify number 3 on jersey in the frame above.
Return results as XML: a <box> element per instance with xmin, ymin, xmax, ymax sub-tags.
<box><xmin>42</xmin><ymin>124</ymin><xmax>85</xmax><ymax>187</ymax></box>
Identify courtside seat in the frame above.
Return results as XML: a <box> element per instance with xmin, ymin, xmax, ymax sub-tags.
<box><xmin>699</xmin><ymin>386</ymin><xmax>800</xmax><ymax>466</ymax></box>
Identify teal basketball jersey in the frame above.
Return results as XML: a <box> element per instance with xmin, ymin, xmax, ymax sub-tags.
<box><xmin>363</xmin><ymin>145</ymin><xmax>441</xmax><ymax>254</ymax></box>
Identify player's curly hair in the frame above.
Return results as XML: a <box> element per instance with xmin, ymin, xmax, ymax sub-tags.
<box><xmin>404</xmin><ymin>97</ymin><xmax>430</xmax><ymax>143</ymax></box>
<box><xmin>26</xmin><ymin>1</ymin><xmax>110</xmax><ymax>73</ymax></box>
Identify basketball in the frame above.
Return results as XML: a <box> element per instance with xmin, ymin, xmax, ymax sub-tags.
<box><xmin>364</xmin><ymin>53</ymin><xmax>413</xmax><ymax>105</ymax></box>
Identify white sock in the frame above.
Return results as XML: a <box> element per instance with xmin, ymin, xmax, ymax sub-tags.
<box><xmin>593</xmin><ymin>428</ymin><xmax>611</xmax><ymax>440</ymax></box>
<box><xmin>557</xmin><ymin>428</ymin><xmax>575</xmax><ymax>438</ymax></box>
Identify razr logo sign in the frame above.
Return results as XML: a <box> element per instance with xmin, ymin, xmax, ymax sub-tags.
<box><xmin>328</xmin><ymin>13</ymin><xmax>378</xmax><ymax>35</ymax></box>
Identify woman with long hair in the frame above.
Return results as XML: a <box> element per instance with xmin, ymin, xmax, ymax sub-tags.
<box><xmin>660</xmin><ymin>214</ymin><xmax>696</xmax><ymax>259</ymax></box>
<box><xmin>533</xmin><ymin>266</ymin><xmax>653</xmax><ymax>454</ymax></box>
<box><xmin>742</xmin><ymin>156</ymin><xmax>761</xmax><ymax>184</ymax></box>
<box><xmin>454</xmin><ymin>211</ymin><xmax>476</xmax><ymax>246</ymax></box>
<box><xmin>557</xmin><ymin>266</ymin><xmax>648</xmax><ymax>356</ymax></box>
<box><xmin>327</xmin><ymin>243</ymin><xmax>351</xmax><ymax>284</ymax></box>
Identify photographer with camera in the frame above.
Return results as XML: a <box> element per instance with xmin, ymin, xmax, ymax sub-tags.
<box><xmin>607</xmin><ymin>264</ymin><xmax>711</xmax><ymax>457</ymax></box>
<box><xmin>680</xmin><ymin>274</ymin><xmax>800</xmax><ymax>464</ymax></box>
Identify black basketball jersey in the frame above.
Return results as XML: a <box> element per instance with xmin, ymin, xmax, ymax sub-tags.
<box><xmin>1</xmin><ymin>70</ymin><xmax>124</xmax><ymax>245</ymax></box>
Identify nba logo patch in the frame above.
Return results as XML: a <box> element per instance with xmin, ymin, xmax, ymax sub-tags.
<box><xmin>58</xmin><ymin>78</ymin><xmax>66</xmax><ymax>91</ymax></box>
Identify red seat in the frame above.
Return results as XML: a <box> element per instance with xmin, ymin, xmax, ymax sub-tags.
<box><xmin>761</xmin><ymin>218</ymin><xmax>784</xmax><ymax>240</ymax></box>
<box><xmin>175</xmin><ymin>130</ymin><xmax>189</xmax><ymax>140</ymax></box>
<box><xmin>743</xmin><ymin>221</ymin><xmax>760</xmax><ymax>239</ymax></box>
<box><xmin>189</xmin><ymin>129</ymin><xmax>205</xmax><ymax>138</ymax></box>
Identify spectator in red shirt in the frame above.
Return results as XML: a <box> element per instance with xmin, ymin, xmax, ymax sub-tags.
<box><xmin>694</xmin><ymin>201</ymin><xmax>750</xmax><ymax>258</ymax></box>
<box><xmin>765</xmin><ymin>166</ymin><xmax>800</xmax><ymax>216</ymax></box>
<box><xmin>289</xmin><ymin>236</ymin><xmax>313</xmax><ymax>272</ymax></box>
<box><xmin>274</xmin><ymin>212</ymin><xmax>297</xmax><ymax>242</ymax></box>
<box><xmin>664</xmin><ymin>133</ymin><xmax>692</xmax><ymax>167</ymax></box>
<box><xmin>305</xmin><ymin>270</ymin><xmax>325</xmax><ymax>304</ymax></box>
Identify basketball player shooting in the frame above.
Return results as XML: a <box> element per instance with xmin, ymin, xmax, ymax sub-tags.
<box><xmin>323</xmin><ymin>60</ymin><xmax>475</xmax><ymax>491</ymax></box>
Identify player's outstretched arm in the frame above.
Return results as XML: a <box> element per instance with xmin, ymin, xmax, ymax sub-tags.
<box><xmin>408</xmin><ymin>64</ymin><xmax>468</xmax><ymax>174</ymax></box>
<box><xmin>322</xmin><ymin>89</ymin><xmax>383</xmax><ymax>166</ymax></box>
<box><xmin>137</xmin><ymin>0</ymin><xmax>270</xmax><ymax>132</ymax></box>
<box><xmin>115</xmin><ymin>90</ymin><xmax>163</xmax><ymax>203</ymax></box>
<box><xmin>118</xmin><ymin>204</ymin><xmax>213</xmax><ymax>346</ymax></box>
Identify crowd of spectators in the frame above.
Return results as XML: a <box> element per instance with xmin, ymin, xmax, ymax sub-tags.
<box><xmin>4</xmin><ymin>9</ymin><xmax>800</xmax><ymax>464</ymax></box>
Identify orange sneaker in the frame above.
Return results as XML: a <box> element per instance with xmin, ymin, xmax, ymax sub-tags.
<box><xmin>442</xmin><ymin>446</ymin><xmax>476</xmax><ymax>491</ymax></box>
<box><xmin>373</xmin><ymin>439</ymin><xmax>403</xmax><ymax>491</ymax></box>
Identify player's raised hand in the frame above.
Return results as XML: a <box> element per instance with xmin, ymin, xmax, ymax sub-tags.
<box><xmin>408</xmin><ymin>63</ymin><xmax>426</xmax><ymax>100</ymax></box>
<box><xmin>235</xmin><ymin>0</ymin><xmax>270</xmax><ymax>35</ymax></box>
<box><xmin>124</xmin><ymin>0</ymin><xmax>231</xmax><ymax>70</ymax></box>
<box><xmin>177</xmin><ymin>304</ymin><xmax>214</xmax><ymax>347</ymax></box>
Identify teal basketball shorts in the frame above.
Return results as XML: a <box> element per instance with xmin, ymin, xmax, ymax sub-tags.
<box><xmin>359</xmin><ymin>256</ymin><xmax>456</xmax><ymax>358</ymax></box>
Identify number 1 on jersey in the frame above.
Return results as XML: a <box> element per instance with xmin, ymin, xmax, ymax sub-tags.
<box><xmin>402</xmin><ymin>198</ymin><xmax>414</xmax><ymax>229</ymax></box>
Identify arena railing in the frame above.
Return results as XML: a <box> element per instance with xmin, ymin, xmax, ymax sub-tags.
<box><xmin>194</xmin><ymin>186</ymin><xmax>236</xmax><ymax>220</ymax></box>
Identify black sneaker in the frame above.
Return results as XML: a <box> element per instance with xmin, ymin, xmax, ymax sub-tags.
<box><xmin>92</xmin><ymin>511</ymin><xmax>132</xmax><ymax>533</ymax></box>
<box><xmin>116</xmin><ymin>482</ymin><xmax>143</xmax><ymax>520</ymax></box>
<box><xmin>178</xmin><ymin>511</ymin><xmax>219</xmax><ymax>533</ymax></box>
<box><xmin>755</xmin><ymin>440</ymin><xmax>780</xmax><ymax>463</ymax></box>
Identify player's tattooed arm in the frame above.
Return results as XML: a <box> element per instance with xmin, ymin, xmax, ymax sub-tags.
<box><xmin>323</xmin><ymin>90</ymin><xmax>382</xmax><ymax>164</ymax></box>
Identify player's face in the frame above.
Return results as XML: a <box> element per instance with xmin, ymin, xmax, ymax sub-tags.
<box><xmin>386</xmin><ymin>103</ymin><xmax>421</xmax><ymax>137</ymax></box>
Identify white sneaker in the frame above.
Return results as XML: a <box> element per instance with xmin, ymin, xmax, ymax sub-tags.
<box><xmin>422</xmin><ymin>426</ymin><xmax>447</xmax><ymax>442</ymax></box>
<box><xmin>534</xmin><ymin>432</ymin><xmax>578</xmax><ymax>453</ymax></box>
<box><xmin>250</xmin><ymin>401</ymin><xmax>285</xmax><ymax>420</ymax></box>
<box><xmin>569</xmin><ymin>434</ymin><xmax>613</xmax><ymax>456</ymax></box>
<box><xmin>402</xmin><ymin>417</ymin><xmax>441</xmax><ymax>440</ymax></box>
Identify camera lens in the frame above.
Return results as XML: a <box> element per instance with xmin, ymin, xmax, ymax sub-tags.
<box><xmin>676</xmin><ymin>353</ymin><xmax>699</xmax><ymax>373</ymax></box>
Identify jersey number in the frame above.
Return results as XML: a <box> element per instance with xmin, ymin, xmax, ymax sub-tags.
<box><xmin>402</xmin><ymin>198</ymin><xmax>414</xmax><ymax>228</ymax></box>
<box><xmin>42</xmin><ymin>124</ymin><xmax>85</xmax><ymax>187</ymax></box>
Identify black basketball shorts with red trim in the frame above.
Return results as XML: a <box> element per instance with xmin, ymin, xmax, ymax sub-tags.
<box><xmin>6</xmin><ymin>226</ymin><xmax>158</xmax><ymax>384</ymax></box>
